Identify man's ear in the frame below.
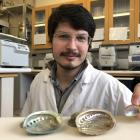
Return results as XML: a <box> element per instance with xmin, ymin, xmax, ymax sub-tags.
<box><xmin>88</xmin><ymin>41</ymin><xmax>92</xmax><ymax>51</ymax></box>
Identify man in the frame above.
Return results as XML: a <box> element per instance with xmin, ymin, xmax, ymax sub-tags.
<box><xmin>21</xmin><ymin>4</ymin><xmax>138</xmax><ymax>117</ymax></box>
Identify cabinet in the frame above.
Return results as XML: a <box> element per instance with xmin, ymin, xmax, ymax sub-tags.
<box><xmin>32</xmin><ymin>0</ymin><xmax>140</xmax><ymax>49</ymax></box>
<box><xmin>87</xmin><ymin>0</ymin><xmax>136</xmax><ymax>46</ymax></box>
<box><xmin>32</xmin><ymin>7</ymin><xmax>49</xmax><ymax>49</ymax></box>
<box><xmin>32</xmin><ymin>0</ymin><xmax>86</xmax><ymax>49</ymax></box>
<box><xmin>48</xmin><ymin>0</ymin><xmax>86</xmax><ymax>16</ymax></box>
<box><xmin>86</xmin><ymin>0</ymin><xmax>109</xmax><ymax>46</ymax></box>
<box><xmin>108</xmin><ymin>0</ymin><xmax>135</xmax><ymax>44</ymax></box>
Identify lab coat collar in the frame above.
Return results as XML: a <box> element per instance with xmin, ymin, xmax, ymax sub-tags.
<box><xmin>80</xmin><ymin>60</ymin><xmax>95</xmax><ymax>84</ymax></box>
<box><xmin>42</xmin><ymin>59</ymin><xmax>95</xmax><ymax>84</ymax></box>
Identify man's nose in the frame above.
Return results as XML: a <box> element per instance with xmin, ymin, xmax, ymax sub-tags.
<box><xmin>66</xmin><ymin>37</ymin><xmax>78</xmax><ymax>49</ymax></box>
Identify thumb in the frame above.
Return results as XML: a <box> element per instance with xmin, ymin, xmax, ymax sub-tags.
<box><xmin>131</xmin><ymin>93</ymin><xmax>140</xmax><ymax>106</ymax></box>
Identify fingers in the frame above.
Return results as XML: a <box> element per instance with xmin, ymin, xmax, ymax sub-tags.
<box><xmin>136</xmin><ymin>113</ymin><xmax>140</xmax><ymax>119</ymax></box>
<box><xmin>131</xmin><ymin>93</ymin><xmax>140</xmax><ymax>106</ymax></box>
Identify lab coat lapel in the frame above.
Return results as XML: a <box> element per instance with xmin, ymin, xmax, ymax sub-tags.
<box><xmin>61</xmin><ymin>63</ymin><xmax>94</xmax><ymax>114</ymax></box>
<box><xmin>44</xmin><ymin>72</ymin><xmax>58</xmax><ymax>112</ymax></box>
<box><xmin>61</xmin><ymin>82</ymin><xmax>83</xmax><ymax>114</ymax></box>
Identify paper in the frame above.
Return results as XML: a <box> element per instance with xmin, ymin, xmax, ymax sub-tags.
<box><xmin>91</xmin><ymin>41</ymin><xmax>102</xmax><ymax>49</ymax></box>
<box><xmin>34</xmin><ymin>34</ymin><xmax>46</xmax><ymax>45</ymax></box>
<box><xmin>138</xmin><ymin>24</ymin><xmax>140</xmax><ymax>37</ymax></box>
<box><xmin>93</xmin><ymin>28</ymin><xmax>104</xmax><ymax>41</ymax></box>
<box><xmin>109</xmin><ymin>27</ymin><xmax>128</xmax><ymax>40</ymax></box>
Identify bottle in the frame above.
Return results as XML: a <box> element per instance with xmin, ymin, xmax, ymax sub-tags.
<box><xmin>18</xmin><ymin>22</ymin><xmax>24</xmax><ymax>38</ymax></box>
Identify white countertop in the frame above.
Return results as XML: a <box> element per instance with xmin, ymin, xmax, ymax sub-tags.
<box><xmin>0</xmin><ymin>116</ymin><xmax>140</xmax><ymax>140</ymax></box>
<box><xmin>0</xmin><ymin>68</ymin><xmax>31</xmax><ymax>73</ymax></box>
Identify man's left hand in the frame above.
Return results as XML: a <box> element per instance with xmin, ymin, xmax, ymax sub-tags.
<box><xmin>131</xmin><ymin>83</ymin><xmax>140</xmax><ymax>119</ymax></box>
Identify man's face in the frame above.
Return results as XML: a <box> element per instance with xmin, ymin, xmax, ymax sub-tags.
<box><xmin>52</xmin><ymin>22</ymin><xmax>89</xmax><ymax>70</ymax></box>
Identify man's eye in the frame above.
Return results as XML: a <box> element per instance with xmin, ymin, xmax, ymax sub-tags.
<box><xmin>76</xmin><ymin>36</ymin><xmax>87</xmax><ymax>42</ymax></box>
<box><xmin>58</xmin><ymin>34</ymin><xmax>70</xmax><ymax>40</ymax></box>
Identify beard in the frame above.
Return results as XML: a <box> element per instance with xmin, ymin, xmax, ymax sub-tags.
<box><xmin>57</xmin><ymin>61</ymin><xmax>82</xmax><ymax>70</ymax></box>
<box><xmin>53</xmin><ymin>50</ymin><xmax>86</xmax><ymax>70</ymax></box>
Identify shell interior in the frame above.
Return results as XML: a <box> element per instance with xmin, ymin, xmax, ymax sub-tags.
<box><xmin>124</xmin><ymin>105</ymin><xmax>140</xmax><ymax>117</ymax></box>
<box><xmin>22</xmin><ymin>111</ymin><xmax>62</xmax><ymax>134</ymax></box>
<box><xmin>75</xmin><ymin>109</ymin><xmax>116</xmax><ymax>136</ymax></box>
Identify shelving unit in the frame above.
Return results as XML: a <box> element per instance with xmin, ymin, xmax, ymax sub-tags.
<box><xmin>0</xmin><ymin>4</ymin><xmax>32</xmax><ymax>42</ymax></box>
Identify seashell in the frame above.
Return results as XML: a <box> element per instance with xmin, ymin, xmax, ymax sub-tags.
<box><xmin>22</xmin><ymin>111</ymin><xmax>63</xmax><ymax>135</ymax></box>
<box><xmin>124</xmin><ymin>105</ymin><xmax>140</xmax><ymax>117</ymax></box>
<box><xmin>75</xmin><ymin>109</ymin><xmax>116</xmax><ymax>136</ymax></box>
<box><xmin>68</xmin><ymin>112</ymin><xmax>80</xmax><ymax>127</ymax></box>
<box><xmin>68</xmin><ymin>108</ymin><xmax>94</xmax><ymax>127</ymax></box>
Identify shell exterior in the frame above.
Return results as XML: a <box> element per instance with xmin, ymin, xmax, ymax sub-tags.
<box><xmin>22</xmin><ymin>111</ymin><xmax>63</xmax><ymax>135</ymax></box>
<box><xmin>75</xmin><ymin>109</ymin><xmax>116</xmax><ymax>136</ymax></box>
<box><xmin>68</xmin><ymin>112</ymin><xmax>80</xmax><ymax>127</ymax></box>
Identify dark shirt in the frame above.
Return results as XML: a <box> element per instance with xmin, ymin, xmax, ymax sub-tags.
<box><xmin>48</xmin><ymin>60</ymin><xmax>88</xmax><ymax>113</ymax></box>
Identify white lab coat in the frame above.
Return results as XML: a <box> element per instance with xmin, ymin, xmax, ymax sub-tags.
<box><xmin>21</xmin><ymin>63</ymin><xmax>132</xmax><ymax>116</ymax></box>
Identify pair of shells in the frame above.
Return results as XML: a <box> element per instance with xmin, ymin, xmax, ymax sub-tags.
<box><xmin>22</xmin><ymin>109</ymin><xmax>116</xmax><ymax>136</ymax></box>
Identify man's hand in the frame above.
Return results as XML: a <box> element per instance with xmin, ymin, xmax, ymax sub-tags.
<box><xmin>131</xmin><ymin>83</ymin><xmax>140</xmax><ymax>119</ymax></box>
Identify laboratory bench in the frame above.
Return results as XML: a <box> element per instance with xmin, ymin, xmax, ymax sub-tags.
<box><xmin>30</xmin><ymin>69</ymin><xmax>140</xmax><ymax>76</ymax></box>
<box><xmin>104</xmin><ymin>70</ymin><xmax>140</xmax><ymax>77</ymax></box>
<box><xmin>1</xmin><ymin>68</ymin><xmax>140</xmax><ymax>117</ymax></box>
<box><xmin>0</xmin><ymin>68</ymin><xmax>31</xmax><ymax>117</ymax></box>
<box><xmin>31</xmin><ymin>69</ymin><xmax>140</xmax><ymax>77</ymax></box>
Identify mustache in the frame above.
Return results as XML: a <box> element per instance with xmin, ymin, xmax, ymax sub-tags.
<box><xmin>60</xmin><ymin>51</ymin><xmax>81</xmax><ymax>57</ymax></box>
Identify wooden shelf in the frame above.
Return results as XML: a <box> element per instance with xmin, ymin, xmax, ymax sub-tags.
<box><xmin>0</xmin><ymin>4</ymin><xmax>32</xmax><ymax>15</ymax></box>
<box><xmin>113</xmin><ymin>12</ymin><xmax>130</xmax><ymax>17</ymax></box>
<box><xmin>94</xmin><ymin>15</ymin><xmax>105</xmax><ymax>20</ymax></box>
<box><xmin>35</xmin><ymin>23</ymin><xmax>45</xmax><ymax>27</ymax></box>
